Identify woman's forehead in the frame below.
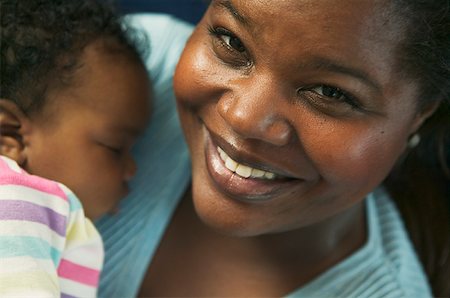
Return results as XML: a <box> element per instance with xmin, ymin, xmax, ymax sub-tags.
<box><xmin>211</xmin><ymin>0</ymin><xmax>401</xmax><ymax>32</ymax></box>
<box><xmin>207</xmin><ymin>0</ymin><xmax>410</xmax><ymax>94</ymax></box>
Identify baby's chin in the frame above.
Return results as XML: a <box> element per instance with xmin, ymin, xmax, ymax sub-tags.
<box><xmin>81</xmin><ymin>198</ymin><xmax>121</xmax><ymax>221</ymax></box>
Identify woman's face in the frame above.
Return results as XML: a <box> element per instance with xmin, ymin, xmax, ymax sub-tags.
<box><xmin>175</xmin><ymin>0</ymin><xmax>427</xmax><ymax>236</ymax></box>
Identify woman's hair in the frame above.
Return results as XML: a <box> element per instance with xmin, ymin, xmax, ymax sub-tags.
<box><xmin>0</xmin><ymin>0</ymin><xmax>147</xmax><ymax>115</ymax></box>
<box><xmin>384</xmin><ymin>0</ymin><xmax>450</xmax><ymax>296</ymax></box>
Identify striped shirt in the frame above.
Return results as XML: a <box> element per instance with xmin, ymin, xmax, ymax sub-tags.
<box><xmin>0</xmin><ymin>155</ymin><xmax>104</xmax><ymax>297</ymax></box>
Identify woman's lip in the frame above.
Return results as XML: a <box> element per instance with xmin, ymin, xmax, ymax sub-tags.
<box><xmin>204</xmin><ymin>130</ymin><xmax>301</xmax><ymax>201</ymax></box>
<box><xmin>207</xmin><ymin>128</ymin><xmax>300</xmax><ymax>179</ymax></box>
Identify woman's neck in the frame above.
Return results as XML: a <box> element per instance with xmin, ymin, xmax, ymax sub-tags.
<box><xmin>139</xmin><ymin>191</ymin><xmax>367</xmax><ymax>297</ymax></box>
<box><xmin>193</xmin><ymin>194</ymin><xmax>367</xmax><ymax>281</ymax></box>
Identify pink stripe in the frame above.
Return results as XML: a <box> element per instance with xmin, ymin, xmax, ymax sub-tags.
<box><xmin>0</xmin><ymin>165</ymin><xmax>68</xmax><ymax>201</ymax></box>
<box><xmin>57</xmin><ymin>259</ymin><xmax>100</xmax><ymax>287</ymax></box>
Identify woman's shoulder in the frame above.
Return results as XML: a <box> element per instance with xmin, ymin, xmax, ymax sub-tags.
<box><xmin>369</xmin><ymin>189</ymin><xmax>432</xmax><ymax>297</ymax></box>
<box><xmin>287</xmin><ymin>189</ymin><xmax>432</xmax><ymax>298</ymax></box>
<box><xmin>125</xmin><ymin>12</ymin><xmax>193</xmax><ymax>49</ymax></box>
<box><xmin>125</xmin><ymin>12</ymin><xmax>194</xmax><ymax>30</ymax></box>
<box><xmin>124</xmin><ymin>13</ymin><xmax>194</xmax><ymax>82</ymax></box>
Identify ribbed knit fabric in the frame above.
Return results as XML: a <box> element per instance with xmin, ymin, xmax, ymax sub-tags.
<box><xmin>286</xmin><ymin>188</ymin><xmax>431</xmax><ymax>298</ymax></box>
<box><xmin>0</xmin><ymin>156</ymin><xmax>103</xmax><ymax>297</ymax></box>
<box><xmin>95</xmin><ymin>14</ymin><xmax>431</xmax><ymax>298</ymax></box>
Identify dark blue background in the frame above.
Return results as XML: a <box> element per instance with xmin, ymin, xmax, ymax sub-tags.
<box><xmin>118</xmin><ymin>0</ymin><xmax>208</xmax><ymax>24</ymax></box>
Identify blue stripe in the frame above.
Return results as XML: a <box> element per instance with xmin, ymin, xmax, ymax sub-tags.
<box><xmin>0</xmin><ymin>236</ymin><xmax>61</xmax><ymax>266</ymax></box>
<box><xmin>66</xmin><ymin>191</ymin><xmax>82</xmax><ymax>212</ymax></box>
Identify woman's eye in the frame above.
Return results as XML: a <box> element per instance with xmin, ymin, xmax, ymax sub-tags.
<box><xmin>219</xmin><ymin>34</ymin><xmax>246</xmax><ymax>52</ymax></box>
<box><xmin>309</xmin><ymin>85</ymin><xmax>360</xmax><ymax>109</ymax></box>
<box><xmin>208</xmin><ymin>26</ymin><xmax>251</xmax><ymax>68</ymax></box>
<box><xmin>297</xmin><ymin>84</ymin><xmax>364</xmax><ymax>116</ymax></box>
<box><xmin>312</xmin><ymin>85</ymin><xmax>345</xmax><ymax>100</ymax></box>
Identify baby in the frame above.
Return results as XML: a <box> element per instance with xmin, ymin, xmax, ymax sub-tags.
<box><xmin>0</xmin><ymin>0</ymin><xmax>151</xmax><ymax>296</ymax></box>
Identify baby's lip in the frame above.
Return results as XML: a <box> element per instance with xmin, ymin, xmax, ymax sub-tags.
<box><xmin>123</xmin><ymin>182</ymin><xmax>130</xmax><ymax>195</ymax></box>
<box><xmin>108</xmin><ymin>183</ymin><xmax>130</xmax><ymax>215</ymax></box>
<box><xmin>108</xmin><ymin>205</ymin><xmax>121</xmax><ymax>216</ymax></box>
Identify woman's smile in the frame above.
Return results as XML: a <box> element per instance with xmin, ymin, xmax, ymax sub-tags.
<box><xmin>204</xmin><ymin>126</ymin><xmax>303</xmax><ymax>201</ymax></box>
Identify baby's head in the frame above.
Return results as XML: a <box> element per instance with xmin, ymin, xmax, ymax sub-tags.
<box><xmin>0</xmin><ymin>0</ymin><xmax>151</xmax><ymax>219</ymax></box>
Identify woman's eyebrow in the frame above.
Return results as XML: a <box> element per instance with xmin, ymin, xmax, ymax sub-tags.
<box><xmin>214</xmin><ymin>0</ymin><xmax>251</xmax><ymax>27</ymax></box>
<box><xmin>304</xmin><ymin>56</ymin><xmax>382</xmax><ymax>93</ymax></box>
<box><xmin>212</xmin><ymin>1</ymin><xmax>381</xmax><ymax>94</ymax></box>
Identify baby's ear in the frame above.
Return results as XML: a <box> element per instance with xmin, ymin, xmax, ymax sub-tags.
<box><xmin>0</xmin><ymin>99</ymin><xmax>30</xmax><ymax>166</ymax></box>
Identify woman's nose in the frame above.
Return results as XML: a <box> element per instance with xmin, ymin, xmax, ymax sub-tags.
<box><xmin>217</xmin><ymin>78</ymin><xmax>293</xmax><ymax>146</ymax></box>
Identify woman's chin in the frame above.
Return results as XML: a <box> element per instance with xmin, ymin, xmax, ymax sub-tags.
<box><xmin>191</xmin><ymin>182</ymin><xmax>265</xmax><ymax>237</ymax></box>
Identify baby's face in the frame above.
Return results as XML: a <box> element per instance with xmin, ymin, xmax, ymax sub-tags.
<box><xmin>24</xmin><ymin>42</ymin><xmax>151</xmax><ymax>220</ymax></box>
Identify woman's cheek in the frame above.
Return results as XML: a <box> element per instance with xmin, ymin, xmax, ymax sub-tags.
<box><xmin>175</xmin><ymin>34</ymin><xmax>223</xmax><ymax>107</ymax></box>
<box><xmin>309</xmin><ymin>130</ymin><xmax>402</xmax><ymax>191</ymax></box>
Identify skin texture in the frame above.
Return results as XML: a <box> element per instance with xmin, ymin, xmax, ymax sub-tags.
<box><xmin>10</xmin><ymin>41</ymin><xmax>151</xmax><ymax>220</ymax></box>
<box><xmin>141</xmin><ymin>0</ymin><xmax>436</xmax><ymax>296</ymax></box>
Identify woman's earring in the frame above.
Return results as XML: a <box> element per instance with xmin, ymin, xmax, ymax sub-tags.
<box><xmin>408</xmin><ymin>133</ymin><xmax>421</xmax><ymax>148</ymax></box>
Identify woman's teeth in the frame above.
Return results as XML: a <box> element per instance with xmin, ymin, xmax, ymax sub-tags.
<box><xmin>217</xmin><ymin>147</ymin><xmax>277</xmax><ymax>180</ymax></box>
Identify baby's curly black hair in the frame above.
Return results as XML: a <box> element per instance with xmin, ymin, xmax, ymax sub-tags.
<box><xmin>0</xmin><ymin>0</ymin><xmax>147</xmax><ymax>115</ymax></box>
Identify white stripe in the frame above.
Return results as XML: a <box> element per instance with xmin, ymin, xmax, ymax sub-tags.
<box><xmin>59</xmin><ymin>277</ymin><xmax>97</xmax><ymax>298</ymax></box>
<box><xmin>0</xmin><ymin>289</ymin><xmax>56</xmax><ymax>298</ymax></box>
<box><xmin>0</xmin><ymin>220</ymin><xmax>66</xmax><ymax>251</ymax></box>
<box><xmin>60</xmin><ymin>239</ymin><xmax>104</xmax><ymax>270</ymax></box>
<box><xmin>1</xmin><ymin>156</ymin><xmax>23</xmax><ymax>173</ymax></box>
<box><xmin>0</xmin><ymin>268</ymin><xmax>59</xmax><ymax>297</ymax></box>
<box><xmin>0</xmin><ymin>185</ymin><xmax>69</xmax><ymax>215</ymax></box>
<box><xmin>62</xmin><ymin>211</ymin><xmax>104</xmax><ymax>269</ymax></box>
<box><xmin>0</xmin><ymin>256</ymin><xmax>56</xmax><ymax>274</ymax></box>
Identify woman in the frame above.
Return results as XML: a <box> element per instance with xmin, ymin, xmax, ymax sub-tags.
<box><xmin>97</xmin><ymin>1</ymin><xmax>450</xmax><ymax>297</ymax></box>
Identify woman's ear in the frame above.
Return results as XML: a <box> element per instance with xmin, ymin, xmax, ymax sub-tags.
<box><xmin>409</xmin><ymin>100</ymin><xmax>441</xmax><ymax>135</ymax></box>
<box><xmin>0</xmin><ymin>99</ymin><xmax>31</xmax><ymax>166</ymax></box>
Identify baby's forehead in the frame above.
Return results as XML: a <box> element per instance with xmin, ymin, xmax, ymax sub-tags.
<box><xmin>35</xmin><ymin>42</ymin><xmax>149</xmax><ymax>126</ymax></box>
